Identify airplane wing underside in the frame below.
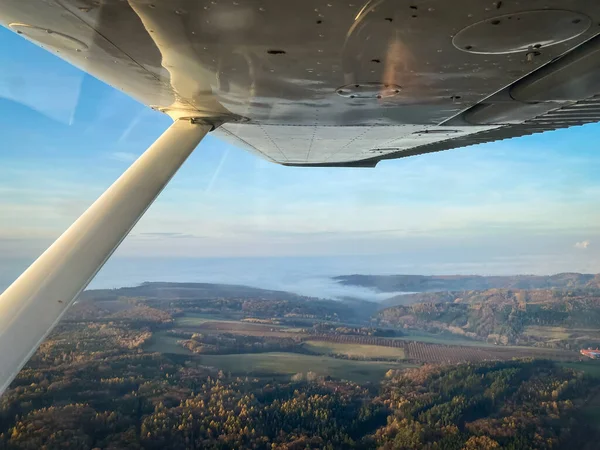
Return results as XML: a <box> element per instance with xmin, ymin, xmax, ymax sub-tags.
<box><xmin>2</xmin><ymin>0</ymin><xmax>600</xmax><ymax>166</ymax></box>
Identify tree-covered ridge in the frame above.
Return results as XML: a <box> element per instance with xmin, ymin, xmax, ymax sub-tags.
<box><xmin>376</xmin><ymin>360</ymin><xmax>598</xmax><ymax>449</ymax></box>
<box><xmin>71</xmin><ymin>282</ymin><xmax>366</xmax><ymax>324</ymax></box>
<box><xmin>376</xmin><ymin>288</ymin><xmax>600</xmax><ymax>346</ymax></box>
<box><xmin>385</xmin><ymin>287</ymin><xmax>600</xmax><ymax>308</ymax></box>
<box><xmin>1</xmin><ymin>320</ymin><xmax>598</xmax><ymax>449</ymax></box>
<box><xmin>79</xmin><ymin>282</ymin><xmax>307</xmax><ymax>302</ymax></box>
<box><xmin>335</xmin><ymin>273</ymin><xmax>600</xmax><ymax>293</ymax></box>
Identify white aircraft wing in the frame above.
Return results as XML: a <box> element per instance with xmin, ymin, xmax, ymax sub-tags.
<box><xmin>2</xmin><ymin>0</ymin><xmax>600</xmax><ymax>167</ymax></box>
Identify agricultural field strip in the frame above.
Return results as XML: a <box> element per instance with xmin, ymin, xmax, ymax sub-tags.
<box><xmin>172</xmin><ymin>319</ymin><xmax>577</xmax><ymax>363</ymax></box>
<box><xmin>194</xmin><ymin>352</ymin><xmax>415</xmax><ymax>383</ymax></box>
<box><xmin>175</xmin><ymin>320</ymin><xmax>298</xmax><ymax>338</ymax></box>
<box><xmin>303</xmin><ymin>341</ymin><xmax>406</xmax><ymax>359</ymax></box>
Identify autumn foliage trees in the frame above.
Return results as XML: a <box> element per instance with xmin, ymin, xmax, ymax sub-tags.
<box><xmin>1</xmin><ymin>337</ymin><xmax>597</xmax><ymax>450</ymax></box>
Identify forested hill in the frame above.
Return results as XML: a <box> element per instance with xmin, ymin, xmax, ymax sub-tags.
<box><xmin>79</xmin><ymin>282</ymin><xmax>307</xmax><ymax>302</ymax></box>
<box><xmin>335</xmin><ymin>273</ymin><xmax>600</xmax><ymax>293</ymax></box>
<box><xmin>382</xmin><ymin>286</ymin><xmax>600</xmax><ymax>307</ymax></box>
<box><xmin>385</xmin><ymin>287</ymin><xmax>600</xmax><ymax>307</ymax></box>
<box><xmin>375</xmin><ymin>288</ymin><xmax>600</xmax><ymax>346</ymax></box>
<box><xmin>75</xmin><ymin>282</ymin><xmax>378</xmax><ymax>323</ymax></box>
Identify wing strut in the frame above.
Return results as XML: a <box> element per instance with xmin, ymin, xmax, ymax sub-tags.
<box><xmin>0</xmin><ymin>118</ymin><xmax>211</xmax><ymax>394</ymax></box>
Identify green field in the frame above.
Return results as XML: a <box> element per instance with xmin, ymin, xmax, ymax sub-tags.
<box><xmin>524</xmin><ymin>326</ymin><xmax>572</xmax><ymax>340</ymax></box>
<box><xmin>392</xmin><ymin>331</ymin><xmax>496</xmax><ymax>347</ymax></box>
<box><xmin>280</xmin><ymin>327</ymin><xmax>304</xmax><ymax>333</ymax></box>
<box><xmin>303</xmin><ymin>341</ymin><xmax>405</xmax><ymax>360</ymax></box>
<box><xmin>524</xmin><ymin>326</ymin><xmax>600</xmax><ymax>342</ymax></box>
<box><xmin>145</xmin><ymin>332</ymin><xmax>193</xmax><ymax>355</ymax></box>
<box><xmin>146</xmin><ymin>332</ymin><xmax>414</xmax><ymax>382</ymax></box>
<box><xmin>196</xmin><ymin>352</ymin><xmax>414</xmax><ymax>383</ymax></box>
<box><xmin>560</xmin><ymin>361</ymin><xmax>600</xmax><ymax>378</ymax></box>
<box><xmin>174</xmin><ymin>313</ymin><xmax>241</xmax><ymax>327</ymax></box>
<box><xmin>174</xmin><ymin>313</ymin><xmax>289</xmax><ymax>330</ymax></box>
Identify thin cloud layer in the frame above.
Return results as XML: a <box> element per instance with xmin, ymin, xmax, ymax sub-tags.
<box><xmin>110</xmin><ymin>152</ymin><xmax>138</xmax><ymax>163</ymax></box>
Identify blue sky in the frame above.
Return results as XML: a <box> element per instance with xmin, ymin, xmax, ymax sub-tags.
<box><xmin>1</xmin><ymin>25</ymin><xmax>600</xmax><ymax>276</ymax></box>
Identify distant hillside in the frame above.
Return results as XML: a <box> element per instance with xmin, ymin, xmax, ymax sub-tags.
<box><xmin>382</xmin><ymin>287</ymin><xmax>600</xmax><ymax>308</ymax></box>
<box><xmin>384</xmin><ymin>287</ymin><xmax>600</xmax><ymax>307</ymax></box>
<box><xmin>79</xmin><ymin>282</ymin><xmax>305</xmax><ymax>302</ymax></box>
<box><xmin>334</xmin><ymin>273</ymin><xmax>600</xmax><ymax>294</ymax></box>
<box><xmin>76</xmin><ymin>282</ymin><xmax>373</xmax><ymax>323</ymax></box>
<box><xmin>375</xmin><ymin>287</ymin><xmax>600</xmax><ymax>347</ymax></box>
<box><xmin>382</xmin><ymin>292</ymin><xmax>457</xmax><ymax>307</ymax></box>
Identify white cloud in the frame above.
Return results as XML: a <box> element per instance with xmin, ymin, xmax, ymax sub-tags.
<box><xmin>110</xmin><ymin>152</ymin><xmax>138</xmax><ymax>163</ymax></box>
<box><xmin>575</xmin><ymin>240</ymin><xmax>590</xmax><ymax>249</ymax></box>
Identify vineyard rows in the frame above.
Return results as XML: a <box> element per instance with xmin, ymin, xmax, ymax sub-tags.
<box><xmin>304</xmin><ymin>334</ymin><xmax>404</xmax><ymax>347</ymax></box>
<box><xmin>303</xmin><ymin>334</ymin><xmax>576</xmax><ymax>363</ymax></box>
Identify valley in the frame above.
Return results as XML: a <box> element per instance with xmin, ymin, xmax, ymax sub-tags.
<box><xmin>69</xmin><ymin>280</ymin><xmax>598</xmax><ymax>373</ymax></box>
<box><xmin>3</xmin><ymin>277</ymin><xmax>600</xmax><ymax>448</ymax></box>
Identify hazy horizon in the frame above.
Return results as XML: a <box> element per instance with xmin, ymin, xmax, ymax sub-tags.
<box><xmin>3</xmin><ymin>253</ymin><xmax>599</xmax><ymax>302</ymax></box>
